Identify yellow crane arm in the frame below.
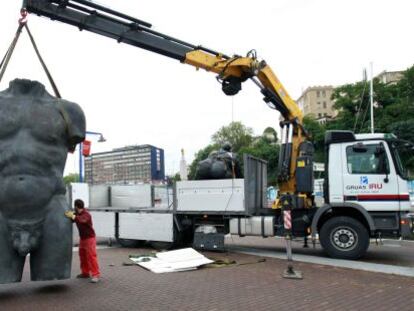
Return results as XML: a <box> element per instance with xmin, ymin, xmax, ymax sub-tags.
<box><xmin>185</xmin><ymin>50</ymin><xmax>303</xmax><ymax>122</ymax></box>
<box><xmin>184</xmin><ymin>50</ymin><xmax>307</xmax><ymax>194</ymax></box>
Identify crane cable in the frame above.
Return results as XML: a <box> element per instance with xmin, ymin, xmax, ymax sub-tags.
<box><xmin>0</xmin><ymin>8</ymin><xmax>61</xmax><ymax>99</ymax></box>
<box><xmin>353</xmin><ymin>79</ymin><xmax>368</xmax><ymax>132</ymax></box>
<box><xmin>0</xmin><ymin>23</ymin><xmax>24</xmax><ymax>84</ymax></box>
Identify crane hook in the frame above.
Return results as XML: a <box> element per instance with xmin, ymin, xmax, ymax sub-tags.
<box><xmin>19</xmin><ymin>8</ymin><xmax>29</xmax><ymax>25</ymax></box>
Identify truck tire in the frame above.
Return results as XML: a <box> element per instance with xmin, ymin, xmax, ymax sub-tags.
<box><xmin>179</xmin><ymin>229</ymin><xmax>195</xmax><ymax>247</ymax></box>
<box><xmin>319</xmin><ymin>216</ymin><xmax>369</xmax><ymax>260</ymax></box>
<box><xmin>149</xmin><ymin>241</ymin><xmax>174</xmax><ymax>250</ymax></box>
<box><xmin>117</xmin><ymin>238</ymin><xmax>144</xmax><ymax>248</ymax></box>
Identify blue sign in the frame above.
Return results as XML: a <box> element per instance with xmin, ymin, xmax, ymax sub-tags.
<box><xmin>360</xmin><ymin>176</ymin><xmax>368</xmax><ymax>185</ymax></box>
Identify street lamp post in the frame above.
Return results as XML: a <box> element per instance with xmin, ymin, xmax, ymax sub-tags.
<box><xmin>79</xmin><ymin>131</ymin><xmax>106</xmax><ymax>183</ymax></box>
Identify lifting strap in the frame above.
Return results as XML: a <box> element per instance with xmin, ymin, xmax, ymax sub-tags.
<box><xmin>24</xmin><ymin>24</ymin><xmax>61</xmax><ymax>99</ymax></box>
<box><xmin>0</xmin><ymin>9</ymin><xmax>76</xmax><ymax>145</ymax></box>
<box><xmin>0</xmin><ymin>9</ymin><xmax>61</xmax><ymax>99</ymax></box>
<box><xmin>0</xmin><ymin>24</ymin><xmax>24</xmax><ymax>85</ymax></box>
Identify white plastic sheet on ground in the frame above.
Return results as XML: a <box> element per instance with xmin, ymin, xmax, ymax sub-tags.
<box><xmin>130</xmin><ymin>248</ymin><xmax>213</xmax><ymax>273</ymax></box>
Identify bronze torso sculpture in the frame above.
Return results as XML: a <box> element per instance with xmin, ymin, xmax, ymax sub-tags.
<box><xmin>0</xmin><ymin>79</ymin><xmax>85</xmax><ymax>283</ymax></box>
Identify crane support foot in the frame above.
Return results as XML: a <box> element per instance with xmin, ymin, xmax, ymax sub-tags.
<box><xmin>303</xmin><ymin>236</ymin><xmax>309</xmax><ymax>248</ymax></box>
<box><xmin>282</xmin><ymin>265</ymin><xmax>303</xmax><ymax>280</ymax></box>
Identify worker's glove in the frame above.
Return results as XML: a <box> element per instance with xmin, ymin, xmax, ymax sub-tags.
<box><xmin>64</xmin><ymin>210</ymin><xmax>76</xmax><ymax>220</ymax></box>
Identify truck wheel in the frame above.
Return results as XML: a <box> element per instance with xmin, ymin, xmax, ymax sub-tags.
<box><xmin>180</xmin><ymin>229</ymin><xmax>195</xmax><ymax>247</ymax></box>
<box><xmin>149</xmin><ymin>241</ymin><xmax>174</xmax><ymax>250</ymax></box>
<box><xmin>117</xmin><ymin>238</ymin><xmax>144</xmax><ymax>248</ymax></box>
<box><xmin>320</xmin><ymin>216</ymin><xmax>369</xmax><ymax>260</ymax></box>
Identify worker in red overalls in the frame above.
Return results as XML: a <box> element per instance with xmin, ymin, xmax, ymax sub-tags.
<box><xmin>65</xmin><ymin>199</ymin><xmax>100</xmax><ymax>283</ymax></box>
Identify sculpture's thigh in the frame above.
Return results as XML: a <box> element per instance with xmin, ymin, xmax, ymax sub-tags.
<box><xmin>0</xmin><ymin>213</ymin><xmax>26</xmax><ymax>284</ymax></box>
<box><xmin>30</xmin><ymin>195</ymin><xmax>73</xmax><ymax>281</ymax></box>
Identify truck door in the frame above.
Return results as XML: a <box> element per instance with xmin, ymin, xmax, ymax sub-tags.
<box><xmin>342</xmin><ymin>141</ymin><xmax>400</xmax><ymax>212</ymax></box>
<box><xmin>389</xmin><ymin>141</ymin><xmax>412</xmax><ymax>213</ymax></box>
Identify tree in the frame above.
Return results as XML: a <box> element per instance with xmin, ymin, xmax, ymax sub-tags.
<box><xmin>211</xmin><ymin>121</ymin><xmax>253</xmax><ymax>152</ymax></box>
<box><xmin>166</xmin><ymin>173</ymin><xmax>182</xmax><ymax>186</ymax></box>
<box><xmin>63</xmin><ymin>173</ymin><xmax>79</xmax><ymax>185</ymax></box>
<box><xmin>239</xmin><ymin>137</ymin><xmax>280</xmax><ymax>185</ymax></box>
<box><xmin>330</xmin><ymin>80</ymin><xmax>379</xmax><ymax>133</ymax></box>
<box><xmin>397</xmin><ymin>66</ymin><xmax>414</xmax><ymax>105</ymax></box>
<box><xmin>303</xmin><ymin>116</ymin><xmax>326</xmax><ymax>162</ymax></box>
<box><xmin>188</xmin><ymin>123</ymin><xmax>279</xmax><ymax>183</ymax></box>
<box><xmin>388</xmin><ymin>120</ymin><xmax>414</xmax><ymax>143</ymax></box>
<box><xmin>329</xmin><ymin>65</ymin><xmax>414</xmax><ymax>134</ymax></box>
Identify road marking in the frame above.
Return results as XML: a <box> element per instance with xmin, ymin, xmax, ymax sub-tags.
<box><xmin>72</xmin><ymin>245</ymin><xmax>114</xmax><ymax>252</ymax></box>
<box><xmin>382</xmin><ymin>239</ymin><xmax>414</xmax><ymax>247</ymax></box>
<box><xmin>228</xmin><ymin>245</ymin><xmax>414</xmax><ymax>278</ymax></box>
<box><xmin>381</xmin><ymin>244</ymin><xmax>401</xmax><ymax>248</ymax></box>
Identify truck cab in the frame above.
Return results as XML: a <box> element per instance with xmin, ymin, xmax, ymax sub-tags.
<box><xmin>313</xmin><ymin>131</ymin><xmax>414</xmax><ymax>259</ymax></box>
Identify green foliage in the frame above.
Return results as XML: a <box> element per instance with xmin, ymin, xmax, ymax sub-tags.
<box><xmin>166</xmin><ymin>173</ymin><xmax>182</xmax><ymax>186</ymax></box>
<box><xmin>388</xmin><ymin>120</ymin><xmax>414</xmax><ymax>143</ymax></box>
<box><xmin>330</xmin><ymin>80</ymin><xmax>395</xmax><ymax>133</ymax></box>
<box><xmin>397</xmin><ymin>66</ymin><xmax>414</xmax><ymax>105</ymax></box>
<box><xmin>239</xmin><ymin>137</ymin><xmax>280</xmax><ymax>185</ymax></box>
<box><xmin>189</xmin><ymin>124</ymin><xmax>279</xmax><ymax>184</ymax></box>
<box><xmin>303</xmin><ymin>116</ymin><xmax>325</xmax><ymax>162</ymax></box>
<box><xmin>331</xmin><ymin>81</ymin><xmax>369</xmax><ymax>131</ymax></box>
<box><xmin>330</xmin><ymin>65</ymin><xmax>414</xmax><ymax>134</ymax></box>
<box><xmin>211</xmin><ymin>121</ymin><xmax>254</xmax><ymax>153</ymax></box>
<box><xmin>63</xmin><ymin>173</ymin><xmax>79</xmax><ymax>185</ymax></box>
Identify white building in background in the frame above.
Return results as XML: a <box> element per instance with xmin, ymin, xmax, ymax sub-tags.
<box><xmin>296</xmin><ymin>86</ymin><xmax>337</xmax><ymax>124</ymax></box>
<box><xmin>179</xmin><ymin>149</ymin><xmax>188</xmax><ymax>181</ymax></box>
<box><xmin>375</xmin><ymin>70</ymin><xmax>404</xmax><ymax>84</ymax></box>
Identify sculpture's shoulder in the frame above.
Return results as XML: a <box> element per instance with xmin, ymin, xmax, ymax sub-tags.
<box><xmin>56</xmin><ymin>99</ymin><xmax>86</xmax><ymax>152</ymax></box>
<box><xmin>0</xmin><ymin>86</ymin><xmax>14</xmax><ymax>101</ymax></box>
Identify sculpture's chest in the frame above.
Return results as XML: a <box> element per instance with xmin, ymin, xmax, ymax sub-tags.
<box><xmin>0</xmin><ymin>96</ymin><xmax>66</xmax><ymax>142</ymax></box>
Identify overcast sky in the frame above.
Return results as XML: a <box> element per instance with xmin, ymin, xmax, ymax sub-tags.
<box><xmin>1</xmin><ymin>0</ymin><xmax>413</xmax><ymax>176</ymax></box>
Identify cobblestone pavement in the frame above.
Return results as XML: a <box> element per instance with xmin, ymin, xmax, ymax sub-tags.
<box><xmin>225</xmin><ymin>236</ymin><xmax>414</xmax><ymax>267</ymax></box>
<box><xmin>1</xmin><ymin>247</ymin><xmax>414</xmax><ymax>311</ymax></box>
<box><xmin>84</xmin><ymin>235</ymin><xmax>414</xmax><ymax>268</ymax></box>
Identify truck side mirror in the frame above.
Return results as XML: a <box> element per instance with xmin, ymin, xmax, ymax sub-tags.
<box><xmin>352</xmin><ymin>143</ymin><xmax>367</xmax><ymax>153</ymax></box>
<box><xmin>374</xmin><ymin>144</ymin><xmax>386</xmax><ymax>157</ymax></box>
<box><xmin>376</xmin><ymin>143</ymin><xmax>389</xmax><ymax>182</ymax></box>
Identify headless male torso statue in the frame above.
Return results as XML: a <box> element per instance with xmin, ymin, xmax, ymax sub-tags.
<box><xmin>0</xmin><ymin>79</ymin><xmax>85</xmax><ymax>283</ymax></box>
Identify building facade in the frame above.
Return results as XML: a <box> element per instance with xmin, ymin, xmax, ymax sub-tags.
<box><xmin>179</xmin><ymin>149</ymin><xmax>188</xmax><ymax>181</ymax></box>
<box><xmin>376</xmin><ymin>70</ymin><xmax>404</xmax><ymax>84</ymax></box>
<box><xmin>84</xmin><ymin>145</ymin><xmax>165</xmax><ymax>184</ymax></box>
<box><xmin>297</xmin><ymin>86</ymin><xmax>337</xmax><ymax>124</ymax></box>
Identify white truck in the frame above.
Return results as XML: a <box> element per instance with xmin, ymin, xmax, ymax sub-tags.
<box><xmin>69</xmin><ymin>133</ymin><xmax>414</xmax><ymax>260</ymax></box>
